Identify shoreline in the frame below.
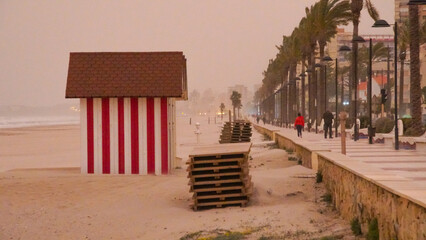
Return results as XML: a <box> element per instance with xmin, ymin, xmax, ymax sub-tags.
<box><xmin>0</xmin><ymin>123</ymin><xmax>80</xmax><ymax>131</ymax></box>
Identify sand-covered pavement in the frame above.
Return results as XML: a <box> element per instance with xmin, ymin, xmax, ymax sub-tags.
<box><xmin>0</xmin><ymin>116</ymin><xmax>353</xmax><ymax>239</ymax></box>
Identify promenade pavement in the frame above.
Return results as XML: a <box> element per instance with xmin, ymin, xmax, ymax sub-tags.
<box><xmin>254</xmin><ymin>121</ymin><xmax>426</xmax><ymax>208</ymax></box>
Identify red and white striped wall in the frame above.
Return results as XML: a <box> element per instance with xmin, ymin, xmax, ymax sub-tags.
<box><xmin>79</xmin><ymin>97</ymin><xmax>176</xmax><ymax>175</ymax></box>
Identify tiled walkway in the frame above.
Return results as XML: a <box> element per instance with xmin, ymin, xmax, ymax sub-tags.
<box><xmin>255</xmin><ymin>122</ymin><xmax>426</xmax><ymax>208</ymax></box>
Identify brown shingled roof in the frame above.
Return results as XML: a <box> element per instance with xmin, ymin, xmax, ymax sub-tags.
<box><xmin>65</xmin><ymin>52</ymin><xmax>187</xmax><ymax>99</ymax></box>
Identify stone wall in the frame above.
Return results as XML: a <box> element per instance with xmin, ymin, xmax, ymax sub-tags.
<box><xmin>318</xmin><ymin>155</ymin><xmax>426</xmax><ymax>240</ymax></box>
<box><xmin>294</xmin><ymin>144</ymin><xmax>312</xmax><ymax>168</ymax></box>
<box><xmin>275</xmin><ymin>133</ymin><xmax>296</xmax><ymax>151</ymax></box>
<box><xmin>253</xmin><ymin>125</ymin><xmax>275</xmax><ymax>141</ymax></box>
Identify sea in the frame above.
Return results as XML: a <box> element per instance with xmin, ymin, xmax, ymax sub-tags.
<box><xmin>0</xmin><ymin>116</ymin><xmax>80</xmax><ymax>129</ymax></box>
<box><xmin>0</xmin><ymin>104</ymin><xmax>80</xmax><ymax>129</ymax></box>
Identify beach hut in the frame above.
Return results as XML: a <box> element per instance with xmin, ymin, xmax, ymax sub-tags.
<box><xmin>65</xmin><ymin>52</ymin><xmax>187</xmax><ymax>175</ymax></box>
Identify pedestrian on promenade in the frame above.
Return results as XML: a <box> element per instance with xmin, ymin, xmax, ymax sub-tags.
<box><xmin>294</xmin><ymin>113</ymin><xmax>304</xmax><ymax>138</ymax></box>
<box><xmin>262</xmin><ymin>116</ymin><xmax>266</xmax><ymax>125</ymax></box>
<box><xmin>323</xmin><ymin>109</ymin><xmax>334</xmax><ymax>139</ymax></box>
<box><xmin>256</xmin><ymin>115</ymin><xmax>260</xmax><ymax>124</ymax></box>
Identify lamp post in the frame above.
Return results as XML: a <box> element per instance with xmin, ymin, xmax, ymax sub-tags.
<box><xmin>323</xmin><ymin>46</ymin><xmax>351</xmax><ymax>138</ymax></box>
<box><xmin>306</xmin><ymin>67</ymin><xmax>313</xmax><ymax>131</ymax></box>
<box><xmin>299</xmin><ymin>72</ymin><xmax>307</xmax><ymax>118</ymax></box>
<box><xmin>373</xmin><ymin>19</ymin><xmax>399</xmax><ymax>150</ymax></box>
<box><xmin>322</xmin><ymin>56</ymin><xmax>333</xmax><ymax>113</ymax></box>
<box><xmin>353</xmin><ymin>36</ymin><xmax>374</xmax><ymax>144</ymax></box>
<box><xmin>352</xmin><ymin>35</ymin><xmax>366</xmax><ymax>141</ymax></box>
<box><xmin>294</xmin><ymin>77</ymin><xmax>301</xmax><ymax>116</ymax></box>
<box><xmin>314</xmin><ymin>63</ymin><xmax>322</xmax><ymax>133</ymax></box>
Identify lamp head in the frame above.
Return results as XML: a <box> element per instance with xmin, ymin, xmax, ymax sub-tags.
<box><xmin>352</xmin><ymin>36</ymin><xmax>366</xmax><ymax>43</ymax></box>
<box><xmin>372</xmin><ymin>19</ymin><xmax>391</xmax><ymax>28</ymax></box>
<box><xmin>322</xmin><ymin>56</ymin><xmax>333</xmax><ymax>62</ymax></box>
<box><xmin>294</xmin><ymin>77</ymin><xmax>301</xmax><ymax>81</ymax></box>
<box><xmin>314</xmin><ymin>63</ymin><xmax>322</xmax><ymax>68</ymax></box>
<box><xmin>338</xmin><ymin>45</ymin><xmax>351</xmax><ymax>52</ymax></box>
<box><xmin>299</xmin><ymin>72</ymin><xmax>307</xmax><ymax>77</ymax></box>
<box><xmin>408</xmin><ymin>0</ymin><xmax>426</xmax><ymax>5</ymax></box>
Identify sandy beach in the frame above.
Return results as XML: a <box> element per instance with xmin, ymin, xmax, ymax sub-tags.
<box><xmin>0</xmin><ymin>116</ymin><xmax>352</xmax><ymax>239</ymax></box>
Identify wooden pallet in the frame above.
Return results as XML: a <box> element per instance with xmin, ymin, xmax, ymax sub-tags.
<box><xmin>187</xmin><ymin>143</ymin><xmax>253</xmax><ymax>211</ymax></box>
<box><xmin>191</xmin><ymin>200</ymin><xmax>248</xmax><ymax>211</ymax></box>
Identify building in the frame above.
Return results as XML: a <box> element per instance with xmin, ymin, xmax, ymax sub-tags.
<box><xmin>395</xmin><ymin>0</ymin><xmax>426</xmax><ymax>24</ymax></box>
<box><xmin>358</xmin><ymin>75</ymin><xmax>388</xmax><ymax>101</ymax></box>
<box><xmin>396</xmin><ymin>0</ymin><xmax>426</xmax><ymax>89</ymax></box>
<box><xmin>65</xmin><ymin>52</ymin><xmax>188</xmax><ymax>175</ymax></box>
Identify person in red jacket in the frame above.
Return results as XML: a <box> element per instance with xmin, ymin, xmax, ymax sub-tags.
<box><xmin>294</xmin><ymin>113</ymin><xmax>304</xmax><ymax>138</ymax></box>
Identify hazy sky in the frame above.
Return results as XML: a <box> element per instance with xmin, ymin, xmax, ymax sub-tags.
<box><xmin>0</xmin><ymin>0</ymin><xmax>394</xmax><ymax>107</ymax></box>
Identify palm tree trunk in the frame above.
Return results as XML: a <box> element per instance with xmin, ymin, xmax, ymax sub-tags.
<box><xmin>292</xmin><ymin>63</ymin><xmax>298</xmax><ymax>121</ymax></box>
<box><xmin>319</xmin><ymin>41</ymin><xmax>326</xmax><ymax>117</ymax></box>
<box><xmin>409</xmin><ymin>5</ymin><xmax>424</xmax><ymax>135</ymax></box>
<box><xmin>351</xmin><ymin>0</ymin><xmax>362</xmax><ymax>126</ymax></box>
<box><xmin>310</xmin><ymin>51</ymin><xmax>317</xmax><ymax>126</ymax></box>
<box><xmin>289</xmin><ymin>63</ymin><xmax>295</xmax><ymax>122</ymax></box>
<box><xmin>301</xmin><ymin>57</ymin><xmax>306</xmax><ymax>118</ymax></box>
<box><xmin>281</xmin><ymin>66</ymin><xmax>289</xmax><ymax>125</ymax></box>
<box><xmin>386</xmin><ymin>51</ymin><xmax>391</xmax><ymax>115</ymax></box>
<box><xmin>341</xmin><ymin>74</ymin><xmax>345</xmax><ymax>111</ymax></box>
<box><xmin>399</xmin><ymin>57</ymin><xmax>405</xmax><ymax>116</ymax></box>
<box><xmin>233</xmin><ymin>106</ymin><xmax>236</xmax><ymax>122</ymax></box>
<box><xmin>283</xmin><ymin>84</ymin><xmax>288</xmax><ymax>126</ymax></box>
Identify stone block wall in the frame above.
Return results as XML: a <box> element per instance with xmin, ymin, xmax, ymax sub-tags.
<box><xmin>294</xmin><ymin>144</ymin><xmax>312</xmax><ymax>168</ymax></box>
<box><xmin>318</xmin><ymin>156</ymin><xmax>426</xmax><ymax>240</ymax></box>
<box><xmin>253</xmin><ymin>125</ymin><xmax>274</xmax><ymax>140</ymax></box>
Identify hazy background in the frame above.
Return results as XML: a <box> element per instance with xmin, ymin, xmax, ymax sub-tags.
<box><xmin>0</xmin><ymin>0</ymin><xmax>394</xmax><ymax>108</ymax></box>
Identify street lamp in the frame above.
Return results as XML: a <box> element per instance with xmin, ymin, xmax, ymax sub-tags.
<box><xmin>322</xmin><ymin>56</ymin><xmax>333</xmax><ymax>113</ymax></box>
<box><xmin>351</xmin><ymin>35</ymin><xmax>367</xmax><ymax>141</ymax></box>
<box><xmin>299</xmin><ymin>72</ymin><xmax>307</xmax><ymax>118</ymax></box>
<box><xmin>408</xmin><ymin>0</ymin><xmax>426</xmax><ymax>4</ymax></box>
<box><xmin>353</xmin><ymin>36</ymin><xmax>375</xmax><ymax>144</ymax></box>
<box><xmin>294</xmin><ymin>77</ymin><xmax>301</xmax><ymax>116</ymax></box>
<box><xmin>305</xmin><ymin>68</ymin><xmax>313</xmax><ymax>131</ymax></box>
<box><xmin>373</xmin><ymin>19</ymin><xmax>399</xmax><ymax>150</ymax></box>
<box><xmin>323</xmin><ymin>46</ymin><xmax>351</xmax><ymax>138</ymax></box>
<box><xmin>314</xmin><ymin>63</ymin><xmax>322</xmax><ymax>133</ymax></box>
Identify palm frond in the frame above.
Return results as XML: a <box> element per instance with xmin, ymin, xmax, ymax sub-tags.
<box><xmin>365</xmin><ymin>0</ymin><xmax>379</xmax><ymax>21</ymax></box>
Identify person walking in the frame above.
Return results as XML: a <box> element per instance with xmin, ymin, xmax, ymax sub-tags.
<box><xmin>256</xmin><ymin>115</ymin><xmax>260</xmax><ymax>124</ymax></box>
<box><xmin>294</xmin><ymin>113</ymin><xmax>304</xmax><ymax>138</ymax></box>
<box><xmin>323</xmin><ymin>109</ymin><xmax>334</xmax><ymax>139</ymax></box>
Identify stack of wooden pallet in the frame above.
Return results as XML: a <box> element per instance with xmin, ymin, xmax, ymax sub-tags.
<box><xmin>187</xmin><ymin>143</ymin><xmax>253</xmax><ymax>211</ymax></box>
<box><xmin>219</xmin><ymin>121</ymin><xmax>252</xmax><ymax>143</ymax></box>
<box><xmin>219</xmin><ymin>122</ymin><xmax>233</xmax><ymax>143</ymax></box>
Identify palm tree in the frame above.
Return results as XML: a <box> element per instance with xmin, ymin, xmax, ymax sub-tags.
<box><xmin>299</xmin><ymin>10</ymin><xmax>319</xmax><ymax>125</ymax></box>
<box><xmin>349</xmin><ymin>0</ymin><xmax>379</xmax><ymax>123</ymax></box>
<box><xmin>312</xmin><ymin>0</ymin><xmax>351</xmax><ymax>116</ymax></box>
<box><xmin>357</xmin><ymin>42</ymin><xmax>390</xmax><ymax>81</ymax></box>
<box><xmin>219</xmin><ymin>103</ymin><xmax>225</xmax><ymax>120</ymax></box>
<box><xmin>288</xmin><ymin>30</ymin><xmax>303</xmax><ymax>122</ymax></box>
<box><xmin>397</xmin><ymin>20</ymin><xmax>410</xmax><ymax>116</ymax></box>
<box><xmin>409</xmin><ymin>4</ymin><xmax>424</xmax><ymax>135</ymax></box>
<box><xmin>230</xmin><ymin>91</ymin><xmax>242</xmax><ymax>121</ymax></box>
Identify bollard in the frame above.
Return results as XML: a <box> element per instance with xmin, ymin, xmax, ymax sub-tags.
<box><xmin>208</xmin><ymin>117</ymin><xmax>210</xmax><ymax>124</ymax></box>
<box><xmin>195</xmin><ymin>122</ymin><xmax>201</xmax><ymax>144</ymax></box>
<box><xmin>229</xmin><ymin>110</ymin><xmax>232</xmax><ymax>123</ymax></box>
<box><xmin>190</xmin><ymin>118</ymin><xmax>192</xmax><ymax>125</ymax></box>
<box><xmin>340</xmin><ymin>111</ymin><xmax>347</xmax><ymax>155</ymax></box>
